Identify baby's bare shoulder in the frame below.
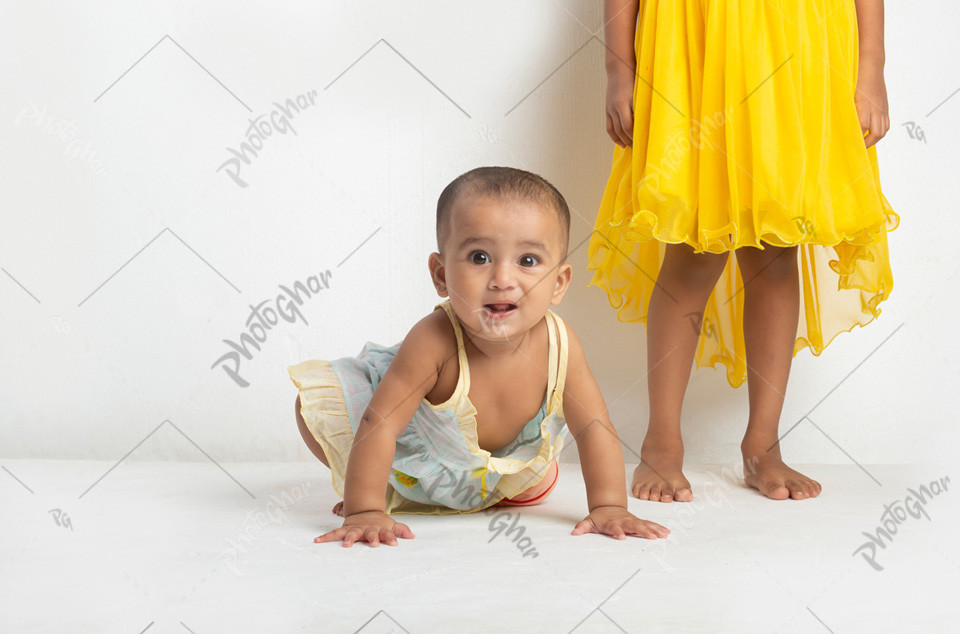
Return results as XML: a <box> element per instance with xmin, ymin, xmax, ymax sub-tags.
<box><xmin>556</xmin><ymin>317</ymin><xmax>594</xmax><ymax>381</ymax></box>
<box><xmin>400</xmin><ymin>308</ymin><xmax>457</xmax><ymax>364</ymax></box>
<box><xmin>557</xmin><ymin>317</ymin><xmax>586</xmax><ymax>360</ymax></box>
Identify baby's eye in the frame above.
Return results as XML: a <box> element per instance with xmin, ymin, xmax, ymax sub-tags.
<box><xmin>469</xmin><ymin>251</ymin><xmax>490</xmax><ymax>265</ymax></box>
<box><xmin>518</xmin><ymin>255</ymin><xmax>540</xmax><ymax>268</ymax></box>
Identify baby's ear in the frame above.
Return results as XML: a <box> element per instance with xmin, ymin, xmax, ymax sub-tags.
<box><xmin>550</xmin><ymin>262</ymin><xmax>573</xmax><ymax>305</ymax></box>
<box><xmin>428</xmin><ymin>252</ymin><xmax>448</xmax><ymax>297</ymax></box>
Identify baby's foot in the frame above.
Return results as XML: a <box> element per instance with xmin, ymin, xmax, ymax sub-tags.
<box><xmin>632</xmin><ymin>441</ymin><xmax>692</xmax><ymax>502</ymax></box>
<box><xmin>332</xmin><ymin>501</ymin><xmax>345</xmax><ymax>516</ymax></box>
<box><xmin>742</xmin><ymin>447</ymin><xmax>822</xmax><ymax>500</ymax></box>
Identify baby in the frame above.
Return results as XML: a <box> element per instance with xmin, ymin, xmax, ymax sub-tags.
<box><xmin>289</xmin><ymin>166</ymin><xmax>669</xmax><ymax>547</ymax></box>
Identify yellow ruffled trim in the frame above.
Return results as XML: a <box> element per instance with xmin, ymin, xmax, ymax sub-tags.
<box><xmin>587</xmin><ymin>0</ymin><xmax>899</xmax><ymax>389</ymax></box>
<box><xmin>423</xmin><ymin>302</ymin><xmax>569</xmax><ymax>504</ymax></box>
<box><xmin>287</xmin><ymin>359</ymin><xmax>354</xmax><ymax>498</ymax></box>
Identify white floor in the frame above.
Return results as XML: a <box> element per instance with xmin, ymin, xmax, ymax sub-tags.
<box><xmin>1</xmin><ymin>461</ymin><xmax>957</xmax><ymax>633</ymax></box>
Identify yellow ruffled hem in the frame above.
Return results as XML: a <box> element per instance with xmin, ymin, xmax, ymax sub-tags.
<box><xmin>587</xmin><ymin>0</ymin><xmax>899</xmax><ymax>389</ymax></box>
<box><xmin>288</xmin><ymin>359</ymin><xmax>354</xmax><ymax>499</ymax></box>
<box><xmin>587</xmin><ymin>206</ymin><xmax>897</xmax><ymax>389</ymax></box>
<box><xmin>617</xmin><ymin>201</ymin><xmax>899</xmax><ymax>255</ymax></box>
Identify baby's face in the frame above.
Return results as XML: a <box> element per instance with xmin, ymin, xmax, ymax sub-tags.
<box><xmin>429</xmin><ymin>194</ymin><xmax>571</xmax><ymax>342</ymax></box>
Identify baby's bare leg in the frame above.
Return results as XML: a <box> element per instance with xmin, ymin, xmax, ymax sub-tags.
<box><xmin>296</xmin><ymin>395</ymin><xmax>346</xmax><ymax>515</ymax></box>
<box><xmin>495</xmin><ymin>460</ymin><xmax>559</xmax><ymax>506</ymax></box>
<box><xmin>734</xmin><ymin>245</ymin><xmax>821</xmax><ymax>500</ymax></box>
<box><xmin>295</xmin><ymin>396</ymin><xmax>329</xmax><ymax>467</ymax></box>
<box><xmin>636</xmin><ymin>243</ymin><xmax>728</xmax><ymax>502</ymax></box>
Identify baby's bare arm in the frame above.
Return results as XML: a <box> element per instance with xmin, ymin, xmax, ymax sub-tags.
<box><xmin>316</xmin><ymin>313</ymin><xmax>448</xmax><ymax>546</ymax></box>
<box><xmin>561</xmin><ymin>325</ymin><xmax>628</xmax><ymax>510</ymax></box>
<box><xmin>343</xmin><ymin>314</ymin><xmax>447</xmax><ymax>514</ymax></box>
<box><xmin>561</xmin><ymin>325</ymin><xmax>668</xmax><ymax>539</ymax></box>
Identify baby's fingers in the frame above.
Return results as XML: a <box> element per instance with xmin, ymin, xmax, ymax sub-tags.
<box><xmin>313</xmin><ymin>526</ymin><xmax>368</xmax><ymax>547</ymax></box>
<box><xmin>571</xmin><ymin>518</ymin><xmax>597</xmax><ymax>536</ymax></box>
<box><xmin>314</xmin><ymin>527</ymin><xmax>348</xmax><ymax>544</ymax></box>
<box><xmin>621</xmin><ymin>519</ymin><xmax>670</xmax><ymax>539</ymax></box>
<box><xmin>314</xmin><ymin>523</ymin><xmax>416</xmax><ymax>548</ymax></box>
<box><xmin>390</xmin><ymin>522</ymin><xmax>415</xmax><ymax>541</ymax></box>
<box><xmin>370</xmin><ymin>523</ymin><xmax>415</xmax><ymax>547</ymax></box>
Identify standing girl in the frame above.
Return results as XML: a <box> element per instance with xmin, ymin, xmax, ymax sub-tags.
<box><xmin>588</xmin><ymin>0</ymin><xmax>899</xmax><ymax>502</ymax></box>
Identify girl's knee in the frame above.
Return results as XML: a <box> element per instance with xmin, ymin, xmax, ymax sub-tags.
<box><xmin>736</xmin><ymin>245</ymin><xmax>798</xmax><ymax>280</ymax></box>
<box><xmin>663</xmin><ymin>245</ymin><xmax>728</xmax><ymax>288</ymax></box>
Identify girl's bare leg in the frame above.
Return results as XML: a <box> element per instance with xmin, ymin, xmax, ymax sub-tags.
<box><xmin>634</xmin><ymin>243</ymin><xmax>728</xmax><ymax>502</ymax></box>
<box><xmin>734</xmin><ymin>245</ymin><xmax>822</xmax><ymax>500</ymax></box>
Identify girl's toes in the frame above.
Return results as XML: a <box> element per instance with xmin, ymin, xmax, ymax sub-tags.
<box><xmin>648</xmin><ymin>484</ymin><xmax>662</xmax><ymax>501</ymax></box>
<box><xmin>660</xmin><ymin>488</ymin><xmax>675</xmax><ymax>503</ymax></box>
<box><xmin>675</xmin><ymin>487</ymin><xmax>693</xmax><ymax>502</ymax></box>
<box><xmin>787</xmin><ymin>482</ymin><xmax>806</xmax><ymax>500</ymax></box>
<box><xmin>633</xmin><ymin>484</ymin><xmax>650</xmax><ymax>500</ymax></box>
<box><xmin>765</xmin><ymin>482</ymin><xmax>790</xmax><ymax>500</ymax></box>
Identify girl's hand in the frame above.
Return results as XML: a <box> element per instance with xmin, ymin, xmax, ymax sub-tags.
<box><xmin>314</xmin><ymin>511</ymin><xmax>415</xmax><ymax>548</ymax></box>
<box><xmin>605</xmin><ymin>66</ymin><xmax>636</xmax><ymax>148</ymax></box>
<box><xmin>854</xmin><ymin>62</ymin><xmax>890</xmax><ymax>148</ymax></box>
<box><xmin>572</xmin><ymin>505</ymin><xmax>670</xmax><ymax>540</ymax></box>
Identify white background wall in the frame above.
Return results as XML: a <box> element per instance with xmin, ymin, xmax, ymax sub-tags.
<box><xmin>1</xmin><ymin>1</ymin><xmax>957</xmax><ymax>466</ymax></box>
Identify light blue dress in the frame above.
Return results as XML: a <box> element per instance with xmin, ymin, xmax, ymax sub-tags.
<box><xmin>288</xmin><ymin>301</ymin><xmax>569</xmax><ymax>514</ymax></box>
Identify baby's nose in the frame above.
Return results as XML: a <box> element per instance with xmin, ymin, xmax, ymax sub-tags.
<box><xmin>489</xmin><ymin>262</ymin><xmax>516</xmax><ymax>288</ymax></box>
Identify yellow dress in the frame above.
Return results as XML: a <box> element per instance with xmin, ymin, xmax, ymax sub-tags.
<box><xmin>587</xmin><ymin>0</ymin><xmax>899</xmax><ymax>388</ymax></box>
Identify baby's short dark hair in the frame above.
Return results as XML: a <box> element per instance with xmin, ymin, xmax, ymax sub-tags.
<box><xmin>436</xmin><ymin>166</ymin><xmax>571</xmax><ymax>257</ymax></box>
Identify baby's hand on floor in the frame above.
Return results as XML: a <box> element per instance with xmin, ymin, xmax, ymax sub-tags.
<box><xmin>314</xmin><ymin>510</ymin><xmax>415</xmax><ymax>547</ymax></box>
<box><xmin>572</xmin><ymin>506</ymin><xmax>670</xmax><ymax>540</ymax></box>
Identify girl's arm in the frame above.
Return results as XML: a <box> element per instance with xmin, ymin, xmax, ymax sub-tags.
<box><xmin>315</xmin><ymin>314</ymin><xmax>447</xmax><ymax>547</ymax></box>
<box><xmin>853</xmin><ymin>0</ymin><xmax>889</xmax><ymax>148</ymax></box>
<box><xmin>854</xmin><ymin>0</ymin><xmax>885</xmax><ymax>67</ymax></box>
<box><xmin>604</xmin><ymin>0</ymin><xmax>640</xmax><ymax>148</ymax></box>
<box><xmin>561</xmin><ymin>324</ymin><xmax>669</xmax><ymax>539</ymax></box>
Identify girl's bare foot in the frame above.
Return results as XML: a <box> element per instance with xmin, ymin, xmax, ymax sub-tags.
<box><xmin>332</xmin><ymin>501</ymin><xmax>345</xmax><ymax>516</ymax></box>
<box><xmin>632</xmin><ymin>439</ymin><xmax>692</xmax><ymax>502</ymax></box>
<box><xmin>742</xmin><ymin>442</ymin><xmax>822</xmax><ymax>500</ymax></box>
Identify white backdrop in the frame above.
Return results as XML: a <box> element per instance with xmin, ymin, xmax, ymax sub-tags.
<box><xmin>1</xmin><ymin>1</ymin><xmax>957</xmax><ymax>466</ymax></box>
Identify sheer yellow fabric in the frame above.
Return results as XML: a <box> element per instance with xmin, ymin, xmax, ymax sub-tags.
<box><xmin>587</xmin><ymin>0</ymin><xmax>899</xmax><ymax>388</ymax></box>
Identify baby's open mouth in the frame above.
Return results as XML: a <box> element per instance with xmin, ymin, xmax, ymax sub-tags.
<box><xmin>485</xmin><ymin>303</ymin><xmax>517</xmax><ymax>314</ymax></box>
